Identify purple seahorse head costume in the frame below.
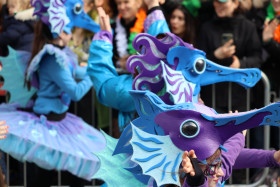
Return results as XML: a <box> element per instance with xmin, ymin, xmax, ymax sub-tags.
<box><xmin>31</xmin><ymin>0</ymin><xmax>100</xmax><ymax>38</ymax></box>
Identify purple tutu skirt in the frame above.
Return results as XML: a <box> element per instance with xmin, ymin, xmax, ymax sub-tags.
<box><xmin>0</xmin><ymin>103</ymin><xmax>106</xmax><ymax>180</ymax></box>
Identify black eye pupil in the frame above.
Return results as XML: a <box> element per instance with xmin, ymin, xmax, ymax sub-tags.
<box><xmin>75</xmin><ymin>4</ymin><xmax>82</xmax><ymax>12</ymax></box>
<box><xmin>181</xmin><ymin>121</ymin><xmax>198</xmax><ymax>136</ymax></box>
<box><xmin>195</xmin><ymin>59</ymin><xmax>205</xmax><ymax>72</ymax></box>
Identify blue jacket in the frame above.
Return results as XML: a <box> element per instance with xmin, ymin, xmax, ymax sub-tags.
<box><xmin>87</xmin><ymin>8</ymin><xmax>169</xmax><ymax>113</ymax></box>
<box><xmin>87</xmin><ymin>8</ymin><xmax>169</xmax><ymax>128</ymax></box>
<box><xmin>32</xmin><ymin>45</ymin><xmax>92</xmax><ymax>115</ymax></box>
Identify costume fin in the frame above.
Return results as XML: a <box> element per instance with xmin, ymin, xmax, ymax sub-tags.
<box><xmin>0</xmin><ymin>47</ymin><xmax>37</xmax><ymax>107</ymax></box>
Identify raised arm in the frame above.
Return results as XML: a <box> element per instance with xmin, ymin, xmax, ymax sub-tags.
<box><xmin>143</xmin><ymin>0</ymin><xmax>170</xmax><ymax>36</ymax></box>
<box><xmin>233</xmin><ymin>148</ymin><xmax>280</xmax><ymax>169</ymax></box>
<box><xmin>86</xmin><ymin>7</ymin><xmax>135</xmax><ymax>112</ymax></box>
<box><xmin>220</xmin><ymin>133</ymin><xmax>245</xmax><ymax>181</ymax></box>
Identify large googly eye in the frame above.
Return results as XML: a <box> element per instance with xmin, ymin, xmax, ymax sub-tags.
<box><xmin>180</xmin><ymin>120</ymin><xmax>200</xmax><ymax>138</ymax></box>
<box><xmin>74</xmin><ymin>3</ymin><xmax>83</xmax><ymax>15</ymax></box>
<box><xmin>193</xmin><ymin>59</ymin><xmax>206</xmax><ymax>74</ymax></box>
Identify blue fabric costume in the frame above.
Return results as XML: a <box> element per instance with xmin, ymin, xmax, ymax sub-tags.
<box><xmin>32</xmin><ymin>45</ymin><xmax>92</xmax><ymax>115</ymax></box>
<box><xmin>0</xmin><ymin>0</ymin><xmax>105</xmax><ymax>181</ymax></box>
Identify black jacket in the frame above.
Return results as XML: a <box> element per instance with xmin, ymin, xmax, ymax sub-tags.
<box><xmin>0</xmin><ymin>15</ymin><xmax>34</xmax><ymax>56</ymax></box>
<box><xmin>197</xmin><ymin>14</ymin><xmax>262</xmax><ymax>112</ymax></box>
<box><xmin>197</xmin><ymin>14</ymin><xmax>262</xmax><ymax>68</ymax></box>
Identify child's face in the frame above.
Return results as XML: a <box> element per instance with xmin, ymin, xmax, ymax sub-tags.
<box><xmin>7</xmin><ymin>0</ymin><xmax>21</xmax><ymax>15</ymax></box>
<box><xmin>199</xmin><ymin>152</ymin><xmax>224</xmax><ymax>185</ymax></box>
<box><xmin>59</xmin><ymin>31</ymin><xmax>72</xmax><ymax>46</ymax></box>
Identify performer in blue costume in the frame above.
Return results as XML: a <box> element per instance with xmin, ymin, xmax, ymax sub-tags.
<box><xmin>88</xmin><ymin>3</ymin><xmax>280</xmax><ymax>186</ymax></box>
<box><xmin>87</xmin><ymin>0</ymin><xmax>169</xmax><ymax>130</ymax></box>
<box><xmin>0</xmin><ymin>0</ymin><xmax>105</xmax><ymax>181</ymax></box>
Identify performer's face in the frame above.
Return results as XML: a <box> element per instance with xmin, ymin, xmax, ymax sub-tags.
<box><xmin>199</xmin><ymin>149</ymin><xmax>224</xmax><ymax>186</ymax></box>
<box><xmin>59</xmin><ymin>31</ymin><xmax>72</xmax><ymax>46</ymax></box>
<box><xmin>170</xmin><ymin>9</ymin><xmax>186</xmax><ymax>37</ymax></box>
<box><xmin>115</xmin><ymin>0</ymin><xmax>141</xmax><ymax>23</ymax></box>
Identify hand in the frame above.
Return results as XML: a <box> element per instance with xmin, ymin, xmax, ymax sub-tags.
<box><xmin>0</xmin><ymin>121</ymin><xmax>8</xmax><ymax>139</ymax></box>
<box><xmin>214</xmin><ymin>39</ymin><xmax>236</xmax><ymax>59</ymax></box>
<box><xmin>143</xmin><ymin>0</ymin><xmax>165</xmax><ymax>10</ymax></box>
<box><xmin>182</xmin><ymin>150</ymin><xmax>197</xmax><ymax>176</ymax></box>
<box><xmin>274</xmin><ymin>150</ymin><xmax>280</xmax><ymax>164</ymax></box>
<box><xmin>198</xmin><ymin>97</ymin><xmax>204</xmax><ymax>105</ymax></box>
<box><xmin>79</xmin><ymin>62</ymin><xmax>87</xmax><ymax>67</ymax></box>
<box><xmin>230</xmin><ymin>55</ymin><xmax>240</xmax><ymax>69</ymax></box>
<box><xmin>262</xmin><ymin>19</ymin><xmax>278</xmax><ymax>43</ymax></box>
<box><xmin>241</xmin><ymin>130</ymin><xmax>247</xmax><ymax>136</ymax></box>
<box><xmin>97</xmin><ymin>7</ymin><xmax>111</xmax><ymax>33</ymax></box>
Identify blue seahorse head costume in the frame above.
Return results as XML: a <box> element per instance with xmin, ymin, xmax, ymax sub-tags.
<box><xmin>31</xmin><ymin>0</ymin><xmax>100</xmax><ymax>38</ymax></box>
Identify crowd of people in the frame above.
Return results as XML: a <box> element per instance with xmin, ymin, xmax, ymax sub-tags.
<box><xmin>0</xmin><ymin>0</ymin><xmax>280</xmax><ymax>186</ymax></box>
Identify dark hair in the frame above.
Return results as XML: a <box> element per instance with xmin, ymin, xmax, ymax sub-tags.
<box><xmin>206</xmin><ymin>148</ymin><xmax>221</xmax><ymax>164</ymax></box>
<box><xmin>109</xmin><ymin>0</ymin><xmax>118</xmax><ymax>18</ymax></box>
<box><xmin>169</xmin><ymin>4</ymin><xmax>198</xmax><ymax>44</ymax></box>
<box><xmin>25</xmin><ymin>21</ymin><xmax>53</xmax><ymax>90</ymax></box>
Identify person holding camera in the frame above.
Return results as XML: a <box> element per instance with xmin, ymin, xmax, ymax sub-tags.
<box><xmin>196</xmin><ymin>0</ymin><xmax>262</xmax><ymax>113</ymax></box>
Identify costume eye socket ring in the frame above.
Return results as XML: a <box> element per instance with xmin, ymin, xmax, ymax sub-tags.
<box><xmin>193</xmin><ymin>59</ymin><xmax>206</xmax><ymax>74</ymax></box>
<box><xmin>180</xmin><ymin>120</ymin><xmax>200</xmax><ymax>138</ymax></box>
<box><xmin>74</xmin><ymin>3</ymin><xmax>83</xmax><ymax>14</ymax></box>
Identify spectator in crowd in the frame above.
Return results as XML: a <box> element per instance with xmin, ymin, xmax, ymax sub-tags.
<box><xmin>259</xmin><ymin>0</ymin><xmax>280</xmax><ymax>151</ymax></box>
<box><xmin>110</xmin><ymin>0</ymin><xmax>146</xmax><ymax>70</ymax></box>
<box><xmin>0</xmin><ymin>0</ymin><xmax>35</xmax><ymax>56</ymax></box>
<box><xmin>197</xmin><ymin>0</ymin><xmax>262</xmax><ymax>113</ymax></box>
<box><xmin>262</xmin><ymin>0</ymin><xmax>280</xmax><ymax>99</ymax></box>
<box><xmin>168</xmin><ymin>0</ymin><xmax>199</xmax><ymax>44</ymax></box>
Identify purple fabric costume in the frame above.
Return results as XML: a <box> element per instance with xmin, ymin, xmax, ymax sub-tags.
<box><xmin>234</xmin><ymin>148</ymin><xmax>280</xmax><ymax>169</ymax></box>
